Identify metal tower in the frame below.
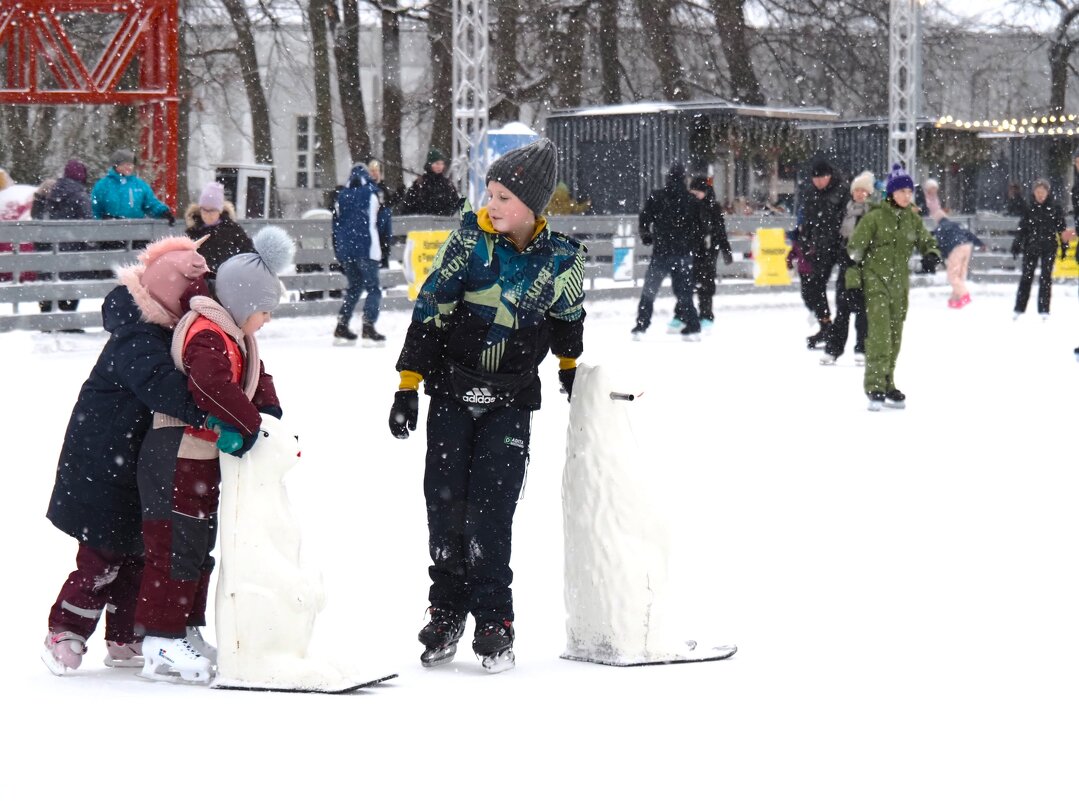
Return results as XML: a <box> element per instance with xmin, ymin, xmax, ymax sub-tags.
<box><xmin>451</xmin><ymin>0</ymin><xmax>490</xmax><ymax>207</ymax></box>
<box><xmin>888</xmin><ymin>0</ymin><xmax>921</xmax><ymax>180</ymax></box>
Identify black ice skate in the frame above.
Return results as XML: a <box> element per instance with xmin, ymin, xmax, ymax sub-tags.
<box><xmin>418</xmin><ymin>607</ymin><xmax>466</xmax><ymax>667</ymax></box>
<box><xmin>866</xmin><ymin>391</ymin><xmax>886</xmax><ymax>412</ymax></box>
<box><xmin>361</xmin><ymin>321</ymin><xmax>387</xmax><ymax>347</ymax></box>
<box><xmin>884</xmin><ymin>388</ymin><xmax>906</xmax><ymax>409</ymax></box>
<box><xmin>333</xmin><ymin>322</ymin><xmax>358</xmax><ymax>345</ymax></box>
<box><xmin>473</xmin><ymin>619</ymin><xmax>515</xmax><ymax>673</ymax></box>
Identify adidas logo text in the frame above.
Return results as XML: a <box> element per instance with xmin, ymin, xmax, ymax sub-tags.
<box><xmin>462</xmin><ymin>387</ymin><xmax>496</xmax><ymax>404</ymax></box>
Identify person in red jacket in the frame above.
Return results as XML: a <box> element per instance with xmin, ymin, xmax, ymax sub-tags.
<box><xmin>133</xmin><ymin>226</ymin><xmax>292</xmax><ymax>684</ymax></box>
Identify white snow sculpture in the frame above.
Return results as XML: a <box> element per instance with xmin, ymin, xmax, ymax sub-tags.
<box><xmin>214</xmin><ymin>414</ymin><xmax>348</xmax><ymax>690</ymax></box>
<box><xmin>562</xmin><ymin>364</ymin><xmax>736</xmax><ymax>666</ymax></box>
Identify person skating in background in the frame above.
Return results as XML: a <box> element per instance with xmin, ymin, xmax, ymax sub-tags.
<box><xmin>398</xmin><ymin>147</ymin><xmax>461</xmax><ymax>217</ymax></box>
<box><xmin>388</xmin><ymin>138</ymin><xmax>585</xmax><ymax>673</ymax></box>
<box><xmin>332</xmin><ymin>162</ymin><xmax>389</xmax><ymax>344</ymax></box>
<box><xmin>134</xmin><ymin>228</ymin><xmax>290</xmax><ymax>685</ymax></box>
<box><xmin>366</xmin><ymin>159</ymin><xmax>395</xmax><ymax>271</ymax></box>
<box><xmin>91</xmin><ymin>148</ymin><xmax>174</xmax><ymax>224</ymax></box>
<box><xmin>41</xmin><ymin>236</ymin><xmax>210</xmax><ymax>676</ymax></box>
<box><xmin>798</xmin><ymin>158</ymin><xmax>847</xmax><ymax>349</ymax></box>
<box><xmin>184</xmin><ymin>181</ymin><xmax>254</xmax><ymax>273</ymax></box>
<box><xmin>931</xmin><ymin>210</ymin><xmax>984</xmax><ymax>309</ymax></box>
<box><xmin>846</xmin><ymin>163</ymin><xmax>941</xmax><ymax>412</ymax></box>
<box><xmin>1010</xmin><ymin>178</ymin><xmax>1065</xmax><ymax>320</ymax></box>
<box><xmin>681</xmin><ymin>175</ymin><xmax>732</xmax><ymax>332</ymax></box>
<box><xmin>31</xmin><ymin>159</ymin><xmax>94</xmax><ymax>315</ymax></box>
<box><xmin>820</xmin><ymin>171</ymin><xmax>873</xmax><ymax>367</ymax></box>
<box><xmin>632</xmin><ymin>163</ymin><xmax>702</xmax><ymax>340</ymax></box>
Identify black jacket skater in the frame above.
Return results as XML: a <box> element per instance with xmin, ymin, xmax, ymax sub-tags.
<box><xmin>46</xmin><ymin>283</ymin><xmax>206</xmax><ymax>554</ymax></box>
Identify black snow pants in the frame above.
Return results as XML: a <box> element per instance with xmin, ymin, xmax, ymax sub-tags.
<box><xmin>825</xmin><ymin>270</ymin><xmax>868</xmax><ymax>358</ymax></box>
<box><xmin>1015</xmin><ymin>248</ymin><xmax>1055</xmax><ymax>314</ymax></box>
<box><xmin>424</xmin><ymin>395</ymin><xmax>531</xmax><ymax>624</ymax></box>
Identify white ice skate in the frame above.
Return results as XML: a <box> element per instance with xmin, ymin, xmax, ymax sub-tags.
<box><xmin>140</xmin><ymin>636</ymin><xmax>214</xmax><ymax>684</ymax></box>
<box><xmin>186</xmin><ymin>626</ymin><xmax>218</xmax><ymax>665</ymax></box>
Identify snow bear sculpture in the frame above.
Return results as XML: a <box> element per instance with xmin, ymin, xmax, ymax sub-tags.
<box><xmin>562</xmin><ymin>363</ymin><xmax>679</xmax><ymax>664</ymax></box>
<box><xmin>214</xmin><ymin>414</ymin><xmax>347</xmax><ymax>690</ymax></box>
<box><xmin>562</xmin><ymin>364</ymin><xmax>736</xmax><ymax>666</ymax></box>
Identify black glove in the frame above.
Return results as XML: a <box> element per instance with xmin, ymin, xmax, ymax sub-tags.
<box><xmin>1061</xmin><ymin>241</ymin><xmax>1070</xmax><ymax>260</ymax></box>
<box><xmin>1010</xmin><ymin>240</ymin><xmax>1022</xmax><ymax>258</ymax></box>
<box><xmin>233</xmin><ymin>431</ymin><xmax>260</xmax><ymax>457</ymax></box>
<box><xmin>920</xmin><ymin>252</ymin><xmax>941</xmax><ymax>274</ymax></box>
<box><xmin>722</xmin><ymin>251</ymin><xmax>733</xmax><ymax>266</ymax></box>
<box><xmin>558</xmin><ymin>368</ymin><xmax>576</xmax><ymax>400</ymax></box>
<box><xmin>640</xmin><ymin>232</ymin><xmax>654</xmax><ymax>247</ymax></box>
<box><xmin>389</xmin><ymin>390</ymin><xmax>419</xmax><ymax>439</ymax></box>
<box><xmin>164</xmin><ymin>211</ymin><xmax>176</xmax><ymax>226</ymax></box>
<box><xmin>258</xmin><ymin>405</ymin><xmax>283</xmax><ymax>420</ymax></box>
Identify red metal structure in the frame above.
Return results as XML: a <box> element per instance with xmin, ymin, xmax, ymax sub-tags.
<box><xmin>0</xmin><ymin>0</ymin><xmax>180</xmax><ymax>206</ymax></box>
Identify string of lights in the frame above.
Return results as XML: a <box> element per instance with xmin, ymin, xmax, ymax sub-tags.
<box><xmin>935</xmin><ymin>114</ymin><xmax>1079</xmax><ymax>136</ymax></box>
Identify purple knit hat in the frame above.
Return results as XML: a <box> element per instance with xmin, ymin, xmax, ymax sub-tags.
<box><xmin>885</xmin><ymin>163</ymin><xmax>914</xmax><ymax>196</ymax></box>
<box><xmin>63</xmin><ymin>159</ymin><xmax>88</xmax><ymax>184</ymax></box>
<box><xmin>199</xmin><ymin>182</ymin><xmax>225</xmax><ymax>211</ymax></box>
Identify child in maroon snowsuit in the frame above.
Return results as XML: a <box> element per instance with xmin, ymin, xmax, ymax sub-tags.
<box><xmin>42</xmin><ymin>236</ymin><xmax>210</xmax><ymax>675</ymax></box>
<box><xmin>134</xmin><ymin>227</ymin><xmax>291</xmax><ymax>684</ymax></box>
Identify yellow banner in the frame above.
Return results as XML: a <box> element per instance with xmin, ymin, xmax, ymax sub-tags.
<box><xmin>753</xmin><ymin>228</ymin><xmax>791</xmax><ymax>286</ymax></box>
<box><xmin>405</xmin><ymin>230</ymin><xmax>453</xmax><ymax>300</ymax></box>
<box><xmin>1053</xmin><ymin>238</ymin><xmax>1079</xmax><ymax>279</ymax></box>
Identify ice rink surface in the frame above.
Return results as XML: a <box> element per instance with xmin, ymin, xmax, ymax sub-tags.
<box><xmin>4</xmin><ymin>281</ymin><xmax>1077</xmax><ymax>800</ymax></box>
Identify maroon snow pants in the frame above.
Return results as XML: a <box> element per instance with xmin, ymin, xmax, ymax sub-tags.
<box><xmin>48</xmin><ymin>544</ymin><xmax>143</xmax><ymax>643</ymax></box>
<box><xmin>134</xmin><ymin>426</ymin><xmax>220</xmax><ymax>638</ymax></box>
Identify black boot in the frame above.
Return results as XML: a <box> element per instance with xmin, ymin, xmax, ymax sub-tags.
<box><xmin>419</xmin><ymin>607</ymin><xmax>466</xmax><ymax>667</ymax></box>
<box><xmin>473</xmin><ymin>618</ymin><xmax>516</xmax><ymax>672</ymax></box>
<box><xmin>333</xmin><ymin>322</ymin><xmax>358</xmax><ymax>343</ymax></box>
<box><xmin>361</xmin><ymin>320</ymin><xmax>386</xmax><ymax>343</ymax></box>
<box><xmin>806</xmin><ymin>318</ymin><xmax>832</xmax><ymax>350</ymax></box>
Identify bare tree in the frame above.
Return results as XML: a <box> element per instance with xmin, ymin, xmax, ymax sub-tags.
<box><xmin>219</xmin><ymin>0</ymin><xmax>278</xmax><ymax>212</ymax></box>
<box><xmin>309</xmin><ymin>0</ymin><xmax>338</xmax><ymax>188</ymax></box>
<box><xmin>427</xmin><ymin>0</ymin><xmax>454</xmax><ymax>160</ymax></box>
<box><xmin>334</xmin><ymin>0</ymin><xmax>373</xmax><ymax>162</ymax></box>
<box><xmin>634</xmin><ymin>0</ymin><xmax>687</xmax><ymax>100</ymax></box>
<box><xmin>493</xmin><ymin>1</ymin><xmax>522</xmax><ymax>121</ymax></box>
<box><xmin>709</xmin><ymin>0</ymin><xmax>764</xmax><ymax>105</ymax></box>
<box><xmin>382</xmin><ymin>2</ymin><xmax>405</xmax><ymax>187</ymax></box>
<box><xmin>597</xmin><ymin>0</ymin><xmax>622</xmax><ymax>104</ymax></box>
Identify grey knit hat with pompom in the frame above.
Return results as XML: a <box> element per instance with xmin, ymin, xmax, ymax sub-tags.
<box><xmin>215</xmin><ymin>226</ymin><xmax>294</xmax><ymax>325</ymax></box>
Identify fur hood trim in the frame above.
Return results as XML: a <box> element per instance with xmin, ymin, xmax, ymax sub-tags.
<box><xmin>185</xmin><ymin>200</ymin><xmax>237</xmax><ymax>229</ymax></box>
<box><xmin>116</xmin><ymin>264</ymin><xmax>178</xmax><ymax>327</ymax></box>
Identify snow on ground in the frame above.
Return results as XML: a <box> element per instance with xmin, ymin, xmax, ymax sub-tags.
<box><xmin>4</xmin><ymin>281</ymin><xmax>1078</xmax><ymax>800</ymax></box>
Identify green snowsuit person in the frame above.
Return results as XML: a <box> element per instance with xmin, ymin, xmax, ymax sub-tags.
<box><xmin>845</xmin><ymin>164</ymin><xmax>940</xmax><ymax>409</ymax></box>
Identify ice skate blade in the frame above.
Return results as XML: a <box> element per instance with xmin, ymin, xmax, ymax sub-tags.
<box><xmin>139</xmin><ymin>663</ymin><xmax>213</xmax><ymax>685</ymax></box>
<box><xmin>420</xmin><ymin>643</ymin><xmax>459</xmax><ymax>667</ymax></box>
<box><xmin>360</xmin><ymin>339</ymin><xmax>387</xmax><ymax>348</ymax></box>
<box><xmin>332</xmin><ymin>338</ymin><xmax>357</xmax><ymax>347</ymax></box>
<box><xmin>40</xmin><ymin>646</ymin><xmax>74</xmax><ymax>676</ymax></box>
<box><xmin>867</xmin><ymin>400</ymin><xmax>882</xmax><ymax>412</ymax></box>
<box><xmin>104</xmin><ymin>655</ymin><xmax>145</xmax><ymax>668</ymax></box>
<box><xmin>885</xmin><ymin>400</ymin><xmax>906</xmax><ymax>410</ymax></box>
<box><xmin>479</xmin><ymin>649</ymin><xmax>515</xmax><ymax>673</ymax></box>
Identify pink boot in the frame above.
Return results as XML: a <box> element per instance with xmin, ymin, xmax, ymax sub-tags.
<box><xmin>959</xmin><ymin>293</ymin><xmax>971</xmax><ymax>307</ymax></box>
<box><xmin>105</xmin><ymin>640</ymin><xmax>144</xmax><ymax>668</ymax></box>
<box><xmin>947</xmin><ymin>297</ymin><xmax>961</xmax><ymax>309</ymax></box>
<box><xmin>41</xmin><ymin>631</ymin><xmax>87</xmax><ymax>676</ymax></box>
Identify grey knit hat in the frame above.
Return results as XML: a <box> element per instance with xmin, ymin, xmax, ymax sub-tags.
<box><xmin>215</xmin><ymin>227</ymin><xmax>293</xmax><ymax>325</ymax></box>
<box><xmin>486</xmin><ymin>138</ymin><xmax>557</xmax><ymax>216</ymax></box>
<box><xmin>110</xmin><ymin>148</ymin><xmax>135</xmax><ymax>166</ymax></box>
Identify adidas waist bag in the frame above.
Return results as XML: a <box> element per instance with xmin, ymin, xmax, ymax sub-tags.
<box><xmin>448</xmin><ymin>362</ymin><xmax>532</xmax><ymax>409</ymax></box>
